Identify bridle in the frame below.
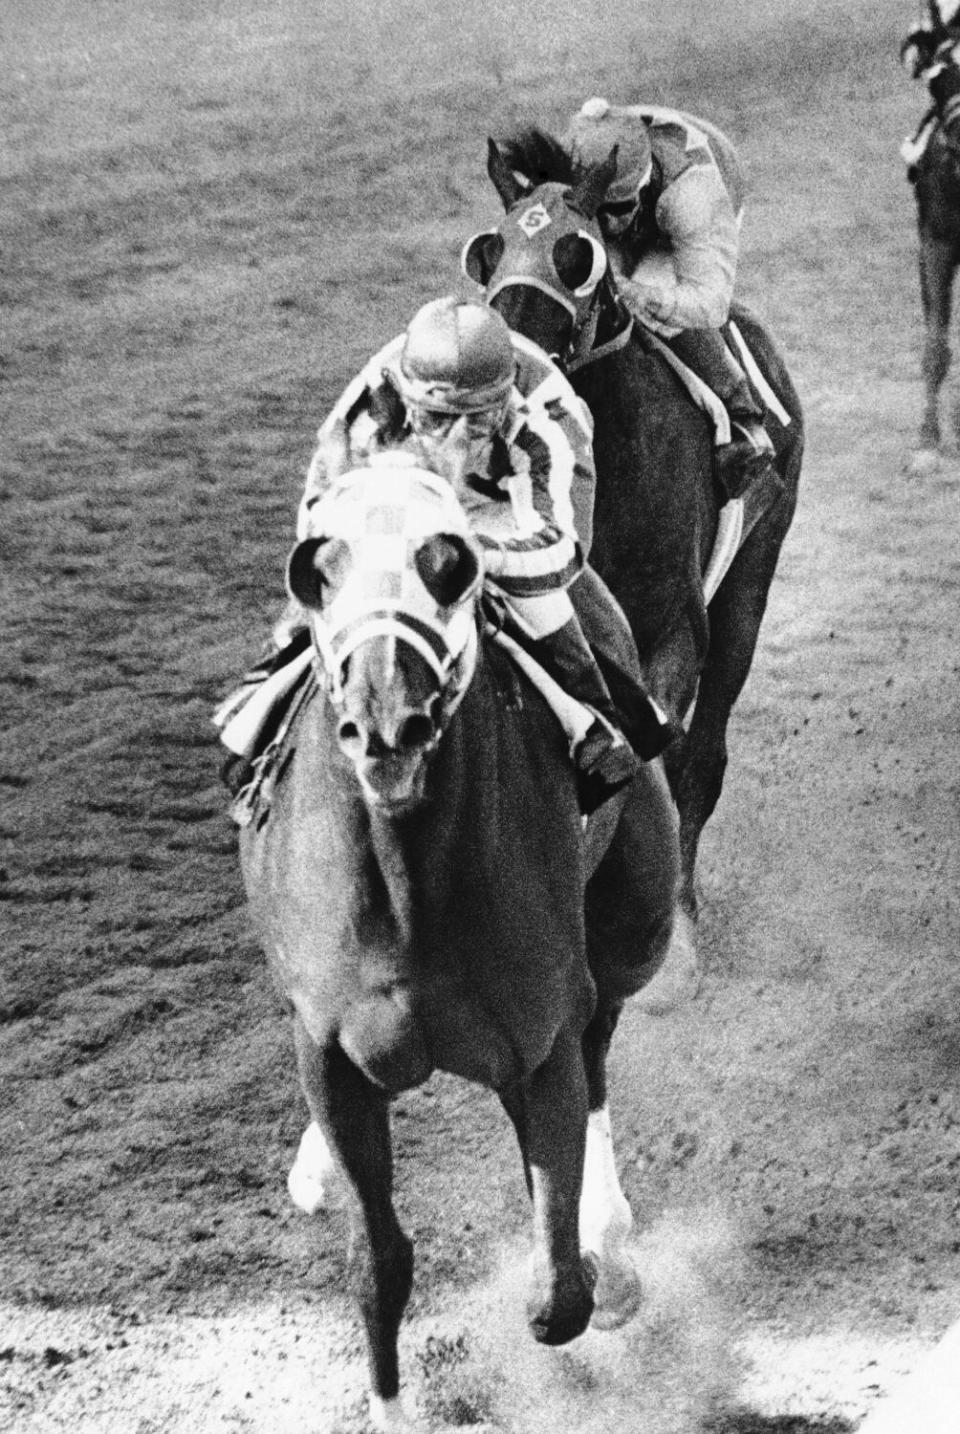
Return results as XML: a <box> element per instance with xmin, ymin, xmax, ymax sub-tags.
<box><xmin>287</xmin><ymin>465</ymin><xmax>484</xmax><ymax>739</ymax></box>
<box><xmin>461</xmin><ymin>188</ymin><xmax>633</xmax><ymax>373</ymax></box>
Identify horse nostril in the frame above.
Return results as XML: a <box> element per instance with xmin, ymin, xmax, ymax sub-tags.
<box><xmin>396</xmin><ymin>713</ymin><xmax>435</xmax><ymax>752</ymax></box>
<box><xmin>337</xmin><ymin>718</ymin><xmax>362</xmax><ymax>751</ymax></box>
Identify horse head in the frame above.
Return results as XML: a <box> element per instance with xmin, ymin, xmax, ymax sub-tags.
<box><xmin>287</xmin><ymin>457</ymin><xmax>483</xmax><ymax>814</ymax></box>
<box><xmin>460</xmin><ymin>132</ymin><xmax>623</xmax><ymax>364</ymax></box>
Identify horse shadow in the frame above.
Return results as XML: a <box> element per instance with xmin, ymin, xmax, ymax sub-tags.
<box><xmin>706</xmin><ymin>1416</ymin><xmax>854</xmax><ymax>1433</ymax></box>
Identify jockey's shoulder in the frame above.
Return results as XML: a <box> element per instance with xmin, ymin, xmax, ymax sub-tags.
<box><xmin>508</xmin><ymin>336</ymin><xmax>592</xmax><ymax>438</ymax></box>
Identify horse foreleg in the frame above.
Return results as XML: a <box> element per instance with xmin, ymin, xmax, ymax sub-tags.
<box><xmin>293</xmin><ymin>1016</ymin><xmax>414</xmax><ymax>1432</ymax></box>
<box><xmin>578</xmin><ymin>1003</ymin><xmax>638</xmax><ymax>1331</ymax></box>
<box><xmin>669</xmin><ymin>495</ymin><xmax>792</xmax><ymax>919</ymax></box>
<box><xmin>501</xmin><ymin>1023</ymin><xmax>596</xmax><ymax>1345</ymax></box>
<box><xmin>288</xmin><ymin>1120</ymin><xmax>340</xmax><ymax>1213</ymax></box>
<box><xmin>918</xmin><ymin>236</ymin><xmax>955</xmax><ymax>452</ymax></box>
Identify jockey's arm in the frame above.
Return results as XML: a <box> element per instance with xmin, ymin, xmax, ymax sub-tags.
<box><xmin>297</xmin><ymin>339</ymin><xmax>407</xmax><ymax>539</ymax></box>
<box><xmin>472</xmin><ymin>410</ymin><xmax>586</xmax><ymax>598</ymax></box>
<box><xmin>614</xmin><ymin>167</ymin><xmax>739</xmax><ymax>335</ymax></box>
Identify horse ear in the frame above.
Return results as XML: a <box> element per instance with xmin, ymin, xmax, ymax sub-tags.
<box><xmin>460</xmin><ymin>228</ymin><xmax>506</xmax><ymax>288</ymax></box>
<box><xmin>415</xmin><ymin>533</ymin><xmax>480</xmax><ymax>608</ymax></box>
<box><xmin>287</xmin><ymin>537</ymin><xmax>351</xmax><ymax>609</ymax></box>
<box><xmin>487</xmin><ymin>137</ymin><xmax>530</xmax><ymax>209</ymax></box>
<box><xmin>570</xmin><ymin>144</ymin><xmax>620</xmax><ymax>219</ymax></box>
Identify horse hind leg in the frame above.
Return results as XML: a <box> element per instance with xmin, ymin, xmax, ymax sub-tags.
<box><xmin>578</xmin><ymin>770</ymin><xmax>680</xmax><ymax>1326</ymax></box>
<box><xmin>916</xmin><ymin>236</ymin><xmax>955</xmax><ymax>456</ymax></box>
<box><xmin>920</xmin><ymin>325</ymin><xmax>951</xmax><ymax>454</ymax></box>
<box><xmin>293</xmin><ymin>1016</ymin><xmax>414</xmax><ymax>1432</ymax></box>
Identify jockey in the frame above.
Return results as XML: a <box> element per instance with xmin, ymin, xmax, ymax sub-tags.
<box><xmin>901</xmin><ymin>1</ymin><xmax>960</xmax><ymax>170</ymax></box>
<box><xmin>557</xmin><ymin>97</ymin><xmax>776</xmax><ymax>504</ymax></box>
<box><xmin>219</xmin><ymin>297</ymin><xmax>645</xmax><ymax>813</ymax></box>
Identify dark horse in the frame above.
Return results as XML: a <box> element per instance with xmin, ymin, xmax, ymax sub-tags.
<box><xmin>910</xmin><ymin>75</ymin><xmax>960</xmax><ymax>465</ymax></box>
<box><xmin>239</xmin><ymin>459</ymin><xmax>680</xmax><ymax>1429</ymax></box>
<box><xmin>460</xmin><ymin>130</ymin><xmax>804</xmax><ymax>927</ymax></box>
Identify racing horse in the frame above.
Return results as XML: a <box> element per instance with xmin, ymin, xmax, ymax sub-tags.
<box><xmin>909</xmin><ymin>71</ymin><xmax>960</xmax><ymax>467</ymax></box>
<box><xmin>239</xmin><ymin>458</ymin><xmax>680</xmax><ymax>1430</ymax></box>
<box><xmin>462</xmin><ymin>130</ymin><xmax>804</xmax><ymax>921</ymax></box>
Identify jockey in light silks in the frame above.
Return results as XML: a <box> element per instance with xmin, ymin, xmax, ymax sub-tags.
<box><xmin>552</xmin><ymin>98</ymin><xmax>777</xmax><ymax>505</ymax></box>
<box><xmin>219</xmin><ymin>297</ymin><xmax>646</xmax><ymax>814</ymax></box>
<box><xmin>901</xmin><ymin>1</ymin><xmax>960</xmax><ymax>173</ymax></box>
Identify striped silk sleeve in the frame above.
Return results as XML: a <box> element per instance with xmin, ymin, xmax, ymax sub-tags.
<box><xmin>472</xmin><ymin>395</ymin><xmax>589</xmax><ymax>598</ymax></box>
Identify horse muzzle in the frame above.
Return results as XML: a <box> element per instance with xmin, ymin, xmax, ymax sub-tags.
<box><xmin>337</xmin><ymin>710</ymin><xmax>440</xmax><ymax>814</ymax></box>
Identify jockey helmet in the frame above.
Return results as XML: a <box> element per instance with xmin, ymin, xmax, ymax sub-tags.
<box><xmin>395</xmin><ymin>297</ymin><xmax>516</xmax><ymax>421</ymax></box>
<box><xmin>565</xmin><ymin>98</ymin><xmax>653</xmax><ymax>233</ymax></box>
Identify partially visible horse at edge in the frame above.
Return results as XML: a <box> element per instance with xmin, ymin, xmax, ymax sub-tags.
<box><xmin>462</xmin><ymin>130</ymin><xmax>805</xmax><ymax>925</ymax></box>
<box><xmin>909</xmin><ymin>82</ymin><xmax>960</xmax><ymax>468</ymax></box>
<box><xmin>238</xmin><ymin>459</ymin><xmax>681</xmax><ymax>1430</ymax></box>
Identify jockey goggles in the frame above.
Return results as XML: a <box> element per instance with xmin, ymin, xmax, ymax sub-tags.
<box><xmin>407</xmin><ymin>400</ymin><xmax>508</xmax><ymax>441</ymax></box>
<box><xmin>397</xmin><ymin>367</ymin><xmax>514</xmax><ymax>415</ymax></box>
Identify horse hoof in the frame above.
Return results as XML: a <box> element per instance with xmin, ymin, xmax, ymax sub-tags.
<box><xmin>589</xmin><ymin>1253</ymin><xmax>642</xmax><ymax>1332</ymax></box>
<box><xmin>368</xmin><ymin>1391</ymin><xmax>417</xmax><ymax>1432</ymax></box>
<box><xmin>527</xmin><ymin>1259</ymin><xmax>596</xmax><ymax>1345</ymax></box>
<box><xmin>907</xmin><ymin>447</ymin><xmax>941</xmax><ymax>476</ymax></box>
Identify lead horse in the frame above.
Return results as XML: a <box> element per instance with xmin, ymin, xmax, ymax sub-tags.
<box><xmin>239</xmin><ymin>458</ymin><xmax>680</xmax><ymax>1429</ymax></box>
<box><xmin>463</xmin><ymin>133</ymin><xmax>804</xmax><ymax>923</ymax></box>
<box><xmin>909</xmin><ymin>80</ymin><xmax>960</xmax><ymax>467</ymax></box>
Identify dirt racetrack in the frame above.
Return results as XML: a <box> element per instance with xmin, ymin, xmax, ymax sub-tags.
<box><xmin>3</xmin><ymin>1</ymin><xmax>960</xmax><ymax>1430</ymax></box>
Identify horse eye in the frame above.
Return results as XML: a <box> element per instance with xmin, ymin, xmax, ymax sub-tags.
<box><xmin>286</xmin><ymin>536</ymin><xmax>352</xmax><ymax>609</ymax></box>
<box><xmin>415</xmin><ymin>534</ymin><xmax>479</xmax><ymax>606</ymax></box>
<box><xmin>461</xmin><ymin>230</ymin><xmax>506</xmax><ymax>286</ymax></box>
<box><xmin>552</xmin><ymin>233</ymin><xmax>600</xmax><ymax>292</ymax></box>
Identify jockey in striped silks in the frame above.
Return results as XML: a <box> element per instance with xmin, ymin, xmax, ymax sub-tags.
<box><xmin>220</xmin><ymin>298</ymin><xmax>648</xmax><ymax>812</ymax></box>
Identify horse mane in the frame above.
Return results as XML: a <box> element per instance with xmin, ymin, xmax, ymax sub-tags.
<box><xmin>496</xmin><ymin>126</ymin><xmax>574</xmax><ymax>186</ymax></box>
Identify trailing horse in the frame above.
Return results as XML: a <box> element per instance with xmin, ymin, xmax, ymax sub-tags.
<box><xmin>461</xmin><ymin>132</ymin><xmax>804</xmax><ymax>922</ymax></box>
<box><xmin>909</xmin><ymin>76</ymin><xmax>960</xmax><ymax>467</ymax></box>
<box><xmin>238</xmin><ymin>458</ymin><xmax>681</xmax><ymax>1430</ymax></box>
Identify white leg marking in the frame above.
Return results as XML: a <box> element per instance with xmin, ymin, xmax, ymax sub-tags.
<box><xmin>287</xmin><ymin>1121</ymin><xmax>339</xmax><ymax>1214</ymax></box>
<box><xmin>369</xmin><ymin>1391</ymin><xmax>416</xmax><ymax>1431</ymax></box>
<box><xmin>580</xmin><ymin>1106</ymin><xmax>642</xmax><ymax>1331</ymax></box>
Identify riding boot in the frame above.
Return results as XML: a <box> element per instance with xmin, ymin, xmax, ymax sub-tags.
<box><xmin>213</xmin><ymin>614</ymin><xmax>312</xmax><ymax>795</ymax></box>
<box><xmin>530</xmin><ymin>618</ymin><xmax>641</xmax><ymax>815</ymax></box>
<box><xmin>667</xmin><ymin>327</ymin><xmax>778</xmax><ymax>502</ymax></box>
